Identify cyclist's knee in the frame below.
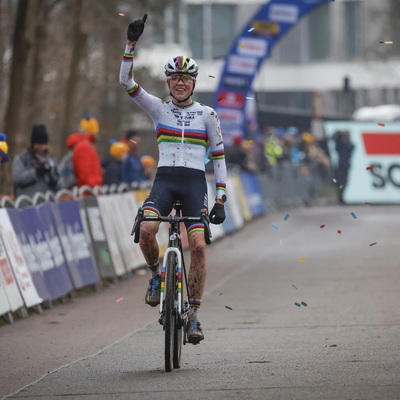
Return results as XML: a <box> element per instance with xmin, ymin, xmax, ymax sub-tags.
<box><xmin>140</xmin><ymin>221</ymin><xmax>159</xmax><ymax>241</ymax></box>
<box><xmin>190</xmin><ymin>240</ymin><xmax>206</xmax><ymax>259</ymax></box>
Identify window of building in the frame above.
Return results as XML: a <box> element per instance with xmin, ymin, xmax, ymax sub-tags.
<box><xmin>344</xmin><ymin>1</ymin><xmax>361</xmax><ymax>59</ymax></box>
<box><xmin>308</xmin><ymin>4</ymin><xmax>330</xmax><ymax>61</ymax></box>
<box><xmin>187</xmin><ymin>3</ymin><xmax>236</xmax><ymax>60</ymax></box>
<box><xmin>187</xmin><ymin>4</ymin><xmax>204</xmax><ymax>59</ymax></box>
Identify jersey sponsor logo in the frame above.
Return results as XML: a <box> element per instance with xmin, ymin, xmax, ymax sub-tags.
<box><xmin>269</xmin><ymin>3</ymin><xmax>299</xmax><ymax>24</ymax></box>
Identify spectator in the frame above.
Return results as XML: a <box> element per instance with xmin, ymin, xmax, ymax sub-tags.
<box><xmin>102</xmin><ymin>141</ymin><xmax>129</xmax><ymax>185</ymax></box>
<box><xmin>71</xmin><ymin>115</ymin><xmax>103</xmax><ymax>188</ymax></box>
<box><xmin>140</xmin><ymin>154</ymin><xmax>156</xmax><ymax>181</ymax></box>
<box><xmin>12</xmin><ymin>124</ymin><xmax>62</xmax><ymax>198</ymax></box>
<box><xmin>225</xmin><ymin>135</ymin><xmax>249</xmax><ymax>171</ymax></box>
<box><xmin>121</xmin><ymin>130</ymin><xmax>146</xmax><ymax>185</ymax></box>
<box><xmin>299</xmin><ymin>132</ymin><xmax>330</xmax><ymax>199</ymax></box>
<box><xmin>333</xmin><ymin>130</ymin><xmax>355</xmax><ymax>203</ymax></box>
<box><xmin>0</xmin><ymin>133</ymin><xmax>9</xmax><ymax>164</ymax></box>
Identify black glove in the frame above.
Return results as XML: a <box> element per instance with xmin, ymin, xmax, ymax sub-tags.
<box><xmin>127</xmin><ymin>13</ymin><xmax>147</xmax><ymax>41</ymax></box>
<box><xmin>36</xmin><ymin>162</ymin><xmax>50</xmax><ymax>176</ymax></box>
<box><xmin>209</xmin><ymin>203</ymin><xmax>225</xmax><ymax>225</ymax></box>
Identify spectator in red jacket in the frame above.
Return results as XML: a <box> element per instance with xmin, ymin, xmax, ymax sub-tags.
<box><xmin>70</xmin><ymin>115</ymin><xmax>103</xmax><ymax>188</ymax></box>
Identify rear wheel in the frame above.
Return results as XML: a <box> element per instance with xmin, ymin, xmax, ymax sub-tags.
<box><xmin>164</xmin><ymin>252</ymin><xmax>176</xmax><ymax>372</ymax></box>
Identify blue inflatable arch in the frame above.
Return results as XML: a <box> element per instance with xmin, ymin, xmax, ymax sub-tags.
<box><xmin>212</xmin><ymin>0</ymin><xmax>331</xmax><ymax>145</ymax></box>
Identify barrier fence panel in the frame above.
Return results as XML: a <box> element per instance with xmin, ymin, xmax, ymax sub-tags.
<box><xmin>51</xmin><ymin>201</ymin><xmax>99</xmax><ymax>289</ymax></box>
<box><xmin>0</xmin><ymin>276</ymin><xmax>11</xmax><ymax>319</ymax></box>
<box><xmin>80</xmin><ymin>196</ymin><xmax>116</xmax><ymax>279</ymax></box>
<box><xmin>0</xmin><ymin>235</ymin><xmax>24</xmax><ymax>312</ymax></box>
<box><xmin>7</xmin><ymin>208</ymin><xmax>51</xmax><ymax>302</ymax></box>
<box><xmin>8</xmin><ymin>206</ymin><xmax>72</xmax><ymax>301</ymax></box>
<box><xmin>96</xmin><ymin>196</ymin><xmax>127</xmax><ymax>277</ymax></box>
<box><xmin>239</xmin><ymin>171</ymin><xmax>266</xmax><ymax>217</ymax></box>
<box><xmin>0</xmin><ymin>209</ymin><xmax>42</xmax><ymax>308</ymax></box>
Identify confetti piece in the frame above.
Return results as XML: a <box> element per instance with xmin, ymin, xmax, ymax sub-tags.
<box><xmin>378</xmin><ymin>122</ymin><xmax>385</xmax><ymax>127</ymax></box>
<box><xmin>116</xmin><ymin>297</ymin><xmax>124</xmax><ymax>303</ymax></box>
<box><xmin>297</xmin><ymin>257</ymin><xmax>306</xmax><ymax>263</ymax></box>
<box><xmin>320</xmin><ymin>224</ymin><xmax>325</xmax><ymax>229</ymax></box>
<box><xmin>246</xmin><ymin>97</ymin><xmax>254</xmax><ymax>100</ymax></box>
<box><xmin>350</xmin><ymin>212</ymin><xmax>357</xmax><ymax>219</ymax></box>
<box><xmin>129</xmin><ymin>139</ymin><xmax>137</xmax><ymax>144</ymax></box>
<box><xmin>366</xmin><ymin>165</ymin><xmax>373</xmax><ymax>170</ymax></box>
<box><xmin>238</xmin><ymin>44</ymin><xmax>245</xmax><ymax>48</ymax></box>
<box><xmin>379</xmin><ymin>41</ymin><xmax>393</xmax><ymax>44</ymax></box>
<box><xmin>294</xmin><ymin>302</ymin><xmax>301</xmax><ymax>307</ymax></box>
<box><xmin>208</xmin><ymin>75</ymin><xmax>215</xmax><ymax>78</ymax></box>
<box><xmin>292</xmin><ymin>284</ymin><xmax>298</xmax><ymax>290</ymax></box>
<box><xmin>333</xmin><ymin>178</ymin><xmax>337</xmax><ymax>183</ymax></box>
<box><xmin>301</xmin><ymin>301</ymin><xmax>308</xmax><ymax>307</ymax></box>
<box><xmin>225</xmin><ymin>305</ymin><xmax>233</xmax><ymax>310</ymax></box>
<box><xmin>118</xmin><ymin>12</ymin><xmax>125</xmax><ymax>16</ymax></box>
<box><xmin>248</xmin><ymin>27</ymin><xmax>255</xmax><ymax>32</ymax></box>
<box><xmin>272</xmin><ymin>223</ymin><xmax>279</xmax><ymax>230</ymax></box>
<box><xmin>284</xmin><ymin>213</ymin><xmax>289</xmax><ymax>221</ymax></box>
<box><xmin>337</xmin><ymin>230</ymin><xmax>342</xmax><ymax>234</ymax></box>
<box><xmin>369</xmin><ymin>242</ymin><xmax>377</xmax><ymax>246</ymax></box>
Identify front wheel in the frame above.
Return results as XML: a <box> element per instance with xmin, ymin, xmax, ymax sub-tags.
<box><xmin>164</xmin><ymin>252</ymin><xmax>176</xmax><ymax>372</ymax></box>
<box><xmin>173</xmin><ymin>285</ymin><xmax>184</xmax><ymax>369</ymax></box>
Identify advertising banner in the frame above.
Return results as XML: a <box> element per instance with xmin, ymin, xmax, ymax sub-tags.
<box><xmin>7</xmin><ymin>208</ymin><xmax>51</xmax><ymax>302</ymax></box>
<box><xmin>239</xmin><ymin>172</ymin><xmax>266</xmax><ymax>217</ymax></box>
<box><xmin>324</xmin><ymin>121</ymin><xmax>400</xmax><ymax>204</ymax></box>
<box><xmin>0</xmin><ymin>209</ymin><xmax>42</xmax><ymax>308</ymax></box>
<box><xmin>8</xmin><ymin>206</ymin><xmax>72</xmax><ymax>301</ymax></box>
<box><xmin>0</xmin><ymin>277</ymin><xmax>11</xmax><ymax>318</ymax></box>
<box><xmin>0</xmin><ymin>233</ymin><xmax>24</xmax><ymax>312</ymax></box>
<box><xmin>80</xmin><ymin>196</ymin><xmax>116</xmax><ymax>279</ymax></box>
<box><xmin>213</xmin><ymin>0</ymin><xmax>329</xmax><ymax>145</ymax></box>
<box><xmin>96</xmin><ymin>196</ymin><xmax>127</xmax><ymax>276</ymax></box>
<box><xmin>51</xmin><ymin>201</ymin><xmax>99</xmax><ymax>288</ymax></box>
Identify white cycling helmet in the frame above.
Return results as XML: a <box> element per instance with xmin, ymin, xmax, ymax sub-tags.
<box><xmin>164</xmin><ymin>56</ymin><xmax>199</xmax><ymax>78</ymax></box>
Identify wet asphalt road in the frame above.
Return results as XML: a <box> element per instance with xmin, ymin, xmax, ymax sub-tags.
<box><xmin>1</xmin><ymin>205</ymin><xmax>400</xmax><ymax>399</ymax></box>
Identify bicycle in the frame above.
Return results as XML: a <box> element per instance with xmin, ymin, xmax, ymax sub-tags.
<box><xmin>131</xmin><ymin>201</ymin><xmax>211</xmax><ymax>372</ymax></box>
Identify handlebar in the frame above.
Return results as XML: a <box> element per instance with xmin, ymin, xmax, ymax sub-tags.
<box><xmin>131</xmin><ymin>208</ymin><xmax>212</xmax><ymax>245</ymax></box>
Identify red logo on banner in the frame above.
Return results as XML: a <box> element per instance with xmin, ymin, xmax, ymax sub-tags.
<box><xmin>362</xmin><ymin>133</ymin><xmax>400</xmax><ymax>155</ymax></box>
<box><xmin>216</xmin><ymin>91</ymin><xmax>245</xmax><ymax>109</ymax></box>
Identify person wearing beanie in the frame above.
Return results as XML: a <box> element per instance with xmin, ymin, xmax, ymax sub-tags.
<box><xmin>11</xmin><ymin>124</ymin><xmax>63</xmax><ymax>199</ymax></box>
<box><xmin>102</xmin><ymin>140</ymin><xmax>129</xmax><ymax>186</ymax></box>
<box><xmin>68</xmin><ymin>116</ymin><xmax>103</xmax><ymax>188</ymax></box>
<box><xmin>121</xmin><ymin>130</ymin><xmax>148</xmax><ymax>185</ymax></box>
<box><xmin>0</xmin><ymin>133</ymin><xmax>9</xmax><ymax>164</ymax></box>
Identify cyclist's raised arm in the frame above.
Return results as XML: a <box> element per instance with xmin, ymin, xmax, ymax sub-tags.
<box><xmin>204</xmin><ymin>107</ymin><xmax>227</xmax><ymax>202</ymax></box>
<box><xmin>119</xmin><ymin>14</ymin><xmax>164</xmax><ymax>119</ymax></box>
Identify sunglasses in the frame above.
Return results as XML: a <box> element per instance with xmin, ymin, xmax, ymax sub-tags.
<box><xmin>168</xmin><ymin>75</ymin><xmax>195</xmax><ymax>83</ymax></box>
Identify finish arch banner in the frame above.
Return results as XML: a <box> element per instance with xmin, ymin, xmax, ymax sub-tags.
<box><xmin>213</xmin><ymin>0</ymin><xmax>330</xmax><ymax>145</ymax></box>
